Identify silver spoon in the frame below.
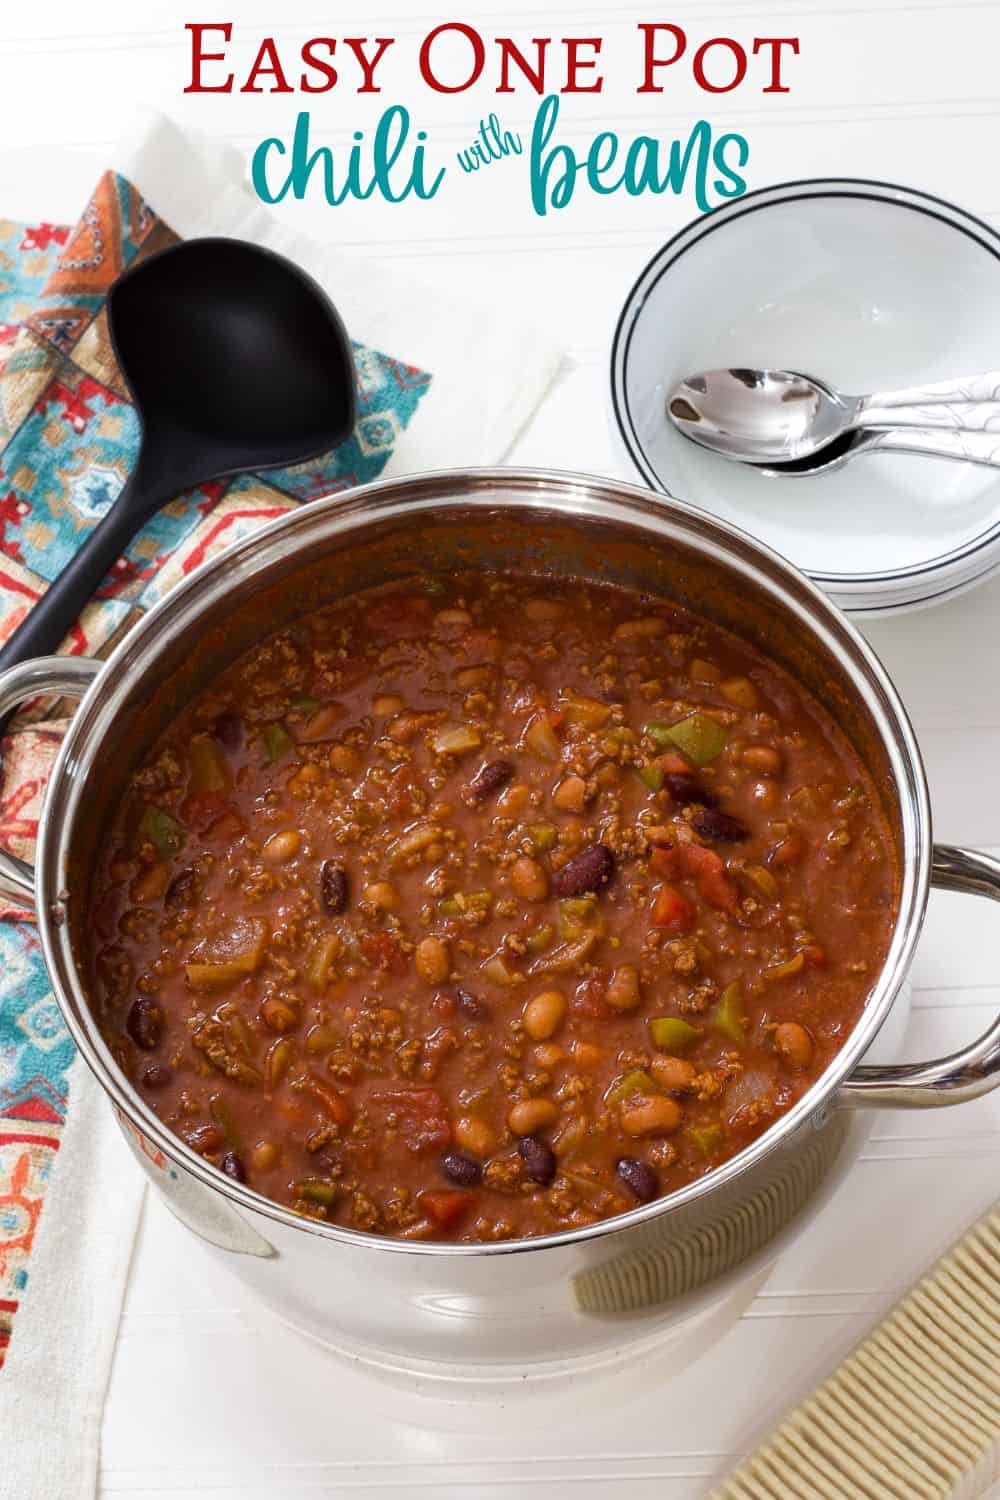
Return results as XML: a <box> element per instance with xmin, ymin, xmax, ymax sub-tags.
<box><xmin>755</xmin><ymin>424</ymin><xmax>1000</xmax><ymax>478</ymax></box>
<box><xmin>668</xmin><ymin>367</ymin><xmax>1000</xmax><ymax>464</ymax></box>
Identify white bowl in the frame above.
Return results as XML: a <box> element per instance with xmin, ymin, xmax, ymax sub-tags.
<box><xmin>609</xmin><ymin>179</ymin><xmax>1000</xmax><ymax>615</ymax></box>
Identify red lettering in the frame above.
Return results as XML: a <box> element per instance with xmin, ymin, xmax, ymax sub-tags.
<box><xmin>344</xmin><ymin>36</ymin><xmax>395</xmax><ymax>93</ymax></box>
<box><xmin>563</xmin><ymin>37</ymin><xmax>603</xmax><ymax>93</ymax></box>
<box><xmin>636</xmin><ymin>23</ymin><xmax>686</xmax><ymax>94</ymax></box>
<box><xmin>300</xmin><ymin>37</ymin><xmax>337</xmax><ymax>93</ymax></box>
<box><xmin>240</xmin><ymin>36</ymin><xmax>293</xmax><ymax>94</ymax></box>
<box><xmin>419</xmin><ymin>22</ymin><xmax>485</xmax><ymax>93</ymax></box>
<box><xmin>183</xmin><ymin>22</ymin><xmax>234</xmax><ymax>93</ymax></box>
<box><xmin>497</xmin><ymin>36</ymin><xmax>549</xmax><ymax>94</ymax></box>
<box><xmin>753</xmin><ymin>36</ymin><xmax>799</xmax><ymax>93</ymax></box>
<box><xmin>693</xmin><ymin>37</ymin><xmax>747</xmax><ymax>93</ymax></box>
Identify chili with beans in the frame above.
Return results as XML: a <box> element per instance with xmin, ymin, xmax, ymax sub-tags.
<box><xmin>88</xmin><ymin>572</ymin><xmax>897</xmax><ymax>1242</ymax></box>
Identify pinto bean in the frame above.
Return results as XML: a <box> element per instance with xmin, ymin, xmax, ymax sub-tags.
<box><xmin>742</xmin><ymin>746</ymin><xmax>783</xmax><ymax>775</ymax></box>
<box><xmin>523</xmin><ymin>989</ymin><xmax>567</xmax><ymax>1040</ymax></box>
<box><xmin>263</xmin><ymin>830</ymin><xmax>301</xmax><ymax>864</ymax></box>
<box><xmin>650</xmin><ymin>1056</ymin><xmax>697</xmax><ymax>1093</ymax></box>
<box><xmin>416</xmin><ymin>936</ymin><xmax>451</xmax><ymax>985</ymax></box>
<box><xmin>619</xmin><ymin>1094</ymin><xmax>682</xmax><ymax>1137</ymax></box>
<box><xmin>511</xmin><ymin>856</ymin><xmax>549</xmax><ymax>903</ymax></box>
<box><xmin>508</xmin><ymin>1098</ymin><xmax>559</xmax><ymax>1135</ymax></box>
<box><xmin>606</xmin><ymin>964</ymin><xmax>642</xmax><ymax>1013</ymax></box>
<box><xmin>773</xmin><ymin>1022</ymin><xmax>814</xmax><ymax>1071</ymax></box>
<box><xmin>454</xmin><ymin>1116</ymin><xmax>495</xmax><ymax>1156</ymax></box>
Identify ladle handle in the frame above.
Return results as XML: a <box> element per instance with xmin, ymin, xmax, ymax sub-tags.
<box><xmin>0</xmin><ymin>475</ymin><xmax>145</xmax><ymax>676</ymax></box>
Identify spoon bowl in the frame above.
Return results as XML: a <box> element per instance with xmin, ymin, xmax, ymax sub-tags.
<box><xmin>668</xmin><ymin>367</ymin><xmax>854</xmax><ymax>464</ymax></box>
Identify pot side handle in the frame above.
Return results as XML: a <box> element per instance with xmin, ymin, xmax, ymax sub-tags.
<box><xmin>0</xmin><ymin>655</ymin><xmax>101</xmax><ymax>910</ymax></box>
<box><xmin>840</xmin><ymin>844</ymin><xmax>1000</xmax><ymax>1109</ymax></box>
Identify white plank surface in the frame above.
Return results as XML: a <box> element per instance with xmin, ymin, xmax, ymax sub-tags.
<box><xmin>3</xmin><ymin>2</ymin><xmax>1000</xmax><ymax>1495</ymax></box>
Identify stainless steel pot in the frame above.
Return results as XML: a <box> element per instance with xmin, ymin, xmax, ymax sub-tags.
<box><xmin>3</xmin><ymin>468</ymin><xmax>999</xmax><ymax>1390</ymax></box>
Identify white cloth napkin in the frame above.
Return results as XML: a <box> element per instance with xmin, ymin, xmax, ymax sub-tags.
<box><xmin>0</xmin><ymin>108</ymin><xmax>564</xmax><ymax>1500</ymax></box>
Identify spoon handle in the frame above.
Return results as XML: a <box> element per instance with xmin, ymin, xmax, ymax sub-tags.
<box><xmin>858</xmin><ymin>424</ymin><xmax>1000</xmax><ymax>468</ymax></box>
<box><xmin>858</xmin><ymin>398</ymin><xmax>1000</xmax><ymax>435</ymax></box>
<box><xmin>862</xmin><ymin>371</ymin><xmax>1000</xmax><ymax>411</ymax></box>
<box><xmin>0</xmin><ymin>477</ymin><xmax>144</xmax><ymax>676</ymax></box>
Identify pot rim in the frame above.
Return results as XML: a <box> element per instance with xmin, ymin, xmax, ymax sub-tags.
<box><xmin>36</xmin><ymin>465</ymin><xmax>931</xmax><ymax>1258</ymax></box>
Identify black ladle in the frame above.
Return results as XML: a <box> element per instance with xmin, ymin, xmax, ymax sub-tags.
<box><xmin>0</xmin><ymin>236</ymin><xmax>356</xmax><ymax>675</ymax></box>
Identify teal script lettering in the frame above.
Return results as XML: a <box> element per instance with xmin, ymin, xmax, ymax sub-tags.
<box><xmin>252</xmin><ymin>108</ymin><xmax>446</xmax><ymax>205</ymax></box>
<box><xmin>528</xmin><ymin>95</ymin><xmax>748</xmax><ymax>217</ymax></box>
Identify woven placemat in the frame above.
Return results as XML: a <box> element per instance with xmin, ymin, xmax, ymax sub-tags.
<box><xmin>711</xmin><ymin>1203</ymin><xmax>1000</xmax><ymax>1500</ymax></box>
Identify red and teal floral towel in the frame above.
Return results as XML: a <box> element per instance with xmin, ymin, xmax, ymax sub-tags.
<box><xmin>0</xmin><ymin>172</ymin><xmax>432</xmax><ymax>1366</ymax></box>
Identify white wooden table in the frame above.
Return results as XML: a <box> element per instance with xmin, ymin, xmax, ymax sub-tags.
<box><xmin>3</xmin><ymin>2</ymin><xmax>1000</xmax><ymax>1494</ymax></box>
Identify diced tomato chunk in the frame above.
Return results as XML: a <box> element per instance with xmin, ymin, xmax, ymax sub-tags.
<box><xmin>180</xmin><ymin>790</ymin><xmax>229</xmax><ymax>831</ymax></box>
<box><xmin>387</xmin><ymin>764</ymin><xmax>425</xmax><ymax>820</ymax></box>
<box><xmin>361</xmin><ymin>931</ymin><xmax>407</xmax><ymax>974</ymax></box>
<box><xmin>418</xmin><ymin>1189</ymin><xmax>471</xmax><ymax>1229</ymax></box>
<box><xmin>656</xmin><ymin>751</ymin><xmax>691</xmax><ymax>775</ymax></box>
<box><xmin>650</xmin><ymin>883</ymin><xmax>696</xmax><ymax>933</ymax></box>
<box><xmin>650</xmin><ymin>843</ymin><xmax>739</xmax><ymax>915</ymax></box>
<box><xmin>365</xmin><ymin>593</ymin><xmax>433</xmax><ymax>636</ymax></box>
<box><xmin>370</xmin><ymin>1085</ymin><xmax>452</xmax><ymax>1153</ymax></box>
<box><xmin>571</xmin><ymin>972</ymin><xmax>611</xmax><ymax>1020</ymax></box>
<box><xmin>300</xmin><ymin>1075</ymin><xmax>353</xmax><ymax>1126</ymax></box>
<box><xmin>802</xmin><ymin>943</ymin><xmax>827</xmax><ymax>969</ymax></box>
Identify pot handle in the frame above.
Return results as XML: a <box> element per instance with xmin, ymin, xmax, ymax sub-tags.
<box><xmin>840</xmin><ymin>843</ymin><xmax>1000</xmax><ymax>1109</ymax></box>
<box><xmin>0</xmin><ymin>655</ymin><xmax>101</xmax><ymax>910</ymax></box>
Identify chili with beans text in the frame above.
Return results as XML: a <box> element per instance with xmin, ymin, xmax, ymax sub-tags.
<box><xmin>87</xmin><ymin>573</ymin><xmax>897</xmax><ymax>1242</ymax></box>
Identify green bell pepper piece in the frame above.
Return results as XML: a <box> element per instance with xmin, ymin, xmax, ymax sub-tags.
<box><xmin>261</xmin><ymin>722</ymin><xmax>294</xmax><ymax>764</ymax></box>
<box><xmin>137</xmin><ymin>804</ymin><xmax>184</xmax><ymax>860</ymax></box>
<box><xmin>687</xmin><ymin>1123</ymin><xmax>723</xmax><ymax>1156</ymax></box>
<box><xmin>661</xmin><ymin>712</ymin><xmax>727</xmax><ymax>765</ymax></box>
<box><xmin>605</xmin><ymin>1069</ymin><xmax>658</xmax><ymax>1108</ymax></box>
<box><xmin>711</xmin><ymin>982</ymin><xmax>746</xmax><ymax>1043</ymax></box>
<box><xmin>648</xmin><ymin>1017</ymin><xmax>702</xmax><ymax>1052</ymax></box>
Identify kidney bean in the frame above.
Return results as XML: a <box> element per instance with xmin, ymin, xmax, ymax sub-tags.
<box><xmin>320</xmin><ymin>860</ymin><xmax>348</xmax><ymax>914</ymax></box>
<box><xmin>693</xmin><ymin>808</ymin><xmax>749</xmax><ymax>842</ymax></box>
<box><xmin>616</xmin><ymin>1157</ymin><xmax>658</xmax><ymax>1203</ymax></box>
<box><xmin>552</xmin><ymin>842</ymin><xmax>615</xmax><ymax>898</ymax></box>
<box><xmin>518</xmin><ymin>1134</ymin><xmax>557</xmax><ymax>1185</ymax></box>
<box><xmin>164</xmin><ymin>866</ymin><xmax>197</xmax><ymax>910</ymax></box>
<box><xmin>469</xmin><ymin>759</ymin><xmax>515</xmax><ymax>802</ymax></box>
<box><xmin>212</xmin><ymin>711</ymin><xmax>243</xmax><ymax>752</ymax></box>
<box><xmin>221</xmin><ymin>1151</ymin><xmax>247</xmax><ymax>1183</ymax></box>
<box><xmin>664</xmin><ymin>772</ymin><xmax>718</xmax><ymax>808</ymax></box>
<box><xmin>455</xmin><ymin>986</ymin><xmax>491</xmax><ymax>1021</ymax></box>
<box><xmin>126</xmin><ymin>996</ymin><xmax>163</xmax><ymax>1051</ymax></box>
<box><xmin>440</xmin><ymin>1150</ymin><xmax>483</xmax><ymax>1186</ymax></box>
<box><xmin>141</xmin><ymin>1062</ymin><xmax>172</xmax><ymax>1089</ymax></box>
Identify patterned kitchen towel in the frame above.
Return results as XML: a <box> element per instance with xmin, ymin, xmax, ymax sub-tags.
<box><xmin>0</xmin><ymin>110</ymin><xmax>564</xmax><ymax>1498</ymax></box>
